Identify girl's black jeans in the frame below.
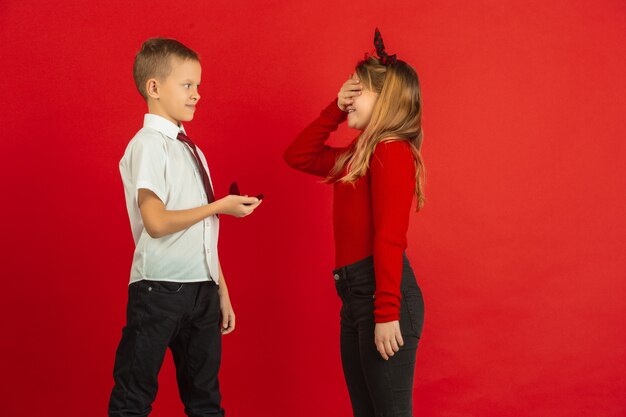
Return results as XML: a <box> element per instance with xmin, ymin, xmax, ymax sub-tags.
<box><xmin>333</xmin><ymin>253</ymin><xmax>425</xmax><ymax>417</ymax></box>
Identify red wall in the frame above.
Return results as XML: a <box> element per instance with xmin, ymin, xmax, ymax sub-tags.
<box><xmin>1</xmin><ymin>1</ymin><xmax>625</xmax><ymax>416</ymax></box>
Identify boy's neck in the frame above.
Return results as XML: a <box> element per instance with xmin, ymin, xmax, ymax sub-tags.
<box><xmin>147</xmin><ymin>101</ymin><xmax>181</xmax><ymax>127</ymax></box>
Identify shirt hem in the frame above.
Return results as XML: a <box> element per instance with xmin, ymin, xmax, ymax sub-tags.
<box><xmin>128</xmin><ymin>277</ymin><xmax>215</xmax><ymax>285</ymax></box>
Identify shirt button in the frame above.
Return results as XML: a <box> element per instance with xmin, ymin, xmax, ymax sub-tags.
<box><xmin>333</xmin><ymin>274</ymin><xmax>340</xmax><ymax>281</ymax></box>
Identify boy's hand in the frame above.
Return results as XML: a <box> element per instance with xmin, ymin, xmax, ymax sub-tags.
<box><xmin>215</xmin><ymin>194</ymin><xmax>262</xmax><ymax>217</ymax></box>
<box><xmin>219</xmin><ymin>290</ymin><xmax>236</xmax><ymax>335</ymax></box>
<box><xmin>374</xmin><ymin>321</ymin><xmax>404</xmax><ymax>360</ymax></box>
<box><xmin>337</xmin><ymin>74</ymin><xmax>362</xmax><ymax>112</ymax></box>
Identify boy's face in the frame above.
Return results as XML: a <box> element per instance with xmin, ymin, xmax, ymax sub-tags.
<box><xmin>148</xmin><ymin>57</ymin><xmax>201</xmax><ymax>126</ymax></box>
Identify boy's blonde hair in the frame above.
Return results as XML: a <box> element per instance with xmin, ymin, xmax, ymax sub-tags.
<box><xmin>327</xmin><ymin>56</ymin><xmax>426</xmax><ymax>211</ymax></box>
<box><xmin>133</xmin><ymin>38</ymin><xmax>200</xmax><ymax>101</ymax></box>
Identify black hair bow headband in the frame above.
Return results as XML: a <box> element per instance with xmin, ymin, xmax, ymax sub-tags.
<box><xmin>374</xmin><ymin>27</ymin><xmax>397</xmax><ymax>65</ymax></box>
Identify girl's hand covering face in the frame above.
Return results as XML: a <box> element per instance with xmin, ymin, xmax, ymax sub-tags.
<box><xmin>337</xmin><ymin>74</ymin><xmax>363</xmax><ymax>112</ymax></box>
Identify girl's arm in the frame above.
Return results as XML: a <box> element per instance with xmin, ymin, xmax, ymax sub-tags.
<box><xmin>371</xmin><ymin>140</ymin><xmax>416</xmax><ymax>360</ymax></box>
<box><xmin>370</xmin><ymin>141</ymin><xmax>416</xmax><ymax>323</ymax></box>
<box><xmin>284</xmin><ymin>76</ymin><xmax>363</xmax><ymax>177</ymax></box>
<box><xmin>283</xmin><ymin>98</ymin><xmax>349</xmax><ymax>177</ymax></box>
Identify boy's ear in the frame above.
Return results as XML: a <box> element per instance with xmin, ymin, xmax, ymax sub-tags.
<box><xmin>146</xmin><ymin>78</ymin><xmax>160</xmax><ymax>100</ymax></box>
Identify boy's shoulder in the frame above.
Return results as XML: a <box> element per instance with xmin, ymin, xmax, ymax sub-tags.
<box><xmin>125</xmin><ymin>125</ymin><xmax>169</xmax><ymax>153</ymax></box>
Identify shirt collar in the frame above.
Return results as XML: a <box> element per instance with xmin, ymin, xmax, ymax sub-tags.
<box><xmin>143</xmin><ymin>113</ymin><xmax>187</xmax><ymax>140</ymax></box>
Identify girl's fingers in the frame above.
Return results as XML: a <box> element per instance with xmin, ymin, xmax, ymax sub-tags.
<box><xmin>376</xmin><ymin>341</ymin><xmax>389</xmax><ymax>360</ymax></box>
<box><xmin>338</xmin><ymin>93</ymin><xmax>359</xmax><ymax>109</ymax></box>
<box><xmin>339</xmin><ymin>97</ymin><xmax>354</xmax><ymax>106</ymax></box>
<box><xmin>391</xmin><ymin>338</ymin><xmax>400</xmax><ymax>353</ymax></box>
<box><xmin>396</xmin><ymin>331</ymin><xmax>404</xmax><ymax>347</ymax></box>
<box><xmin>384</xmin><ymin>340</ymin><xmax>395</xmax><ymax>357</ymax></box>
<box><xmin>343</xmin><ymin>85</ymin><xmax>363</xmax><ymax>93</ymax></box>
<box><xmin>342</xmin><ymin>81</ymin><xmax>362</xmax><ymax>90</ymax></box>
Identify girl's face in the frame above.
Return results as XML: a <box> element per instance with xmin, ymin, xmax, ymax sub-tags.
<box><xmin>347</xmin><ymin>72</ymin><xmax>379</xmax><ymax>130</ymax></box>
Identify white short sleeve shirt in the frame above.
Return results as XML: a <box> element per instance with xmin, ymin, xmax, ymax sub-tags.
<box><xmin>119</xmin><ymin>113</ymin><xmax>220</xmax><ymax>285</ymax></box>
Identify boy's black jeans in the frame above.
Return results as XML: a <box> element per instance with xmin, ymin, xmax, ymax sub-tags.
<box><xmin>108</xmin><ymin>279</ymin><xmax>224</xmax><ymax>417</ymax></box>
<box><xmin>333</xmin><ymin>253</ymin><xmax>425</xmax><ymax>417</ymax></box>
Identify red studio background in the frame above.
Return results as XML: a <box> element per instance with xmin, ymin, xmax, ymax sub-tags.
<box><xmin>1</xmin><ymin>1</ymin><xmax>625</xmax><ymax>416</ymax></box>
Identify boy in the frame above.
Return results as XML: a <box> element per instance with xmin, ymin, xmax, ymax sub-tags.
<box><xmin>109</xmin><ymin>38</ymin><xmax>262</xmax><ymax>417</ymax></box>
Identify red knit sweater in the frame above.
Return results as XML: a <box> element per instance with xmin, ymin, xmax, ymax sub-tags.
<box><xmin>284</xmin><ymin>99</ymin><xmax>416</xmax><ymax>323</ymax></box>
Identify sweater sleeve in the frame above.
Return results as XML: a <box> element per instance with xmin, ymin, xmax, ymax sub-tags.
<box><xmin>370</xmin><ymin>141</ymin><xmax>416</xmax><ymax>323</ymax></box>
<box><xmin>283</xmin><ymin>99</ymin><xmax>349</xmax><ymax>178</ymax></box>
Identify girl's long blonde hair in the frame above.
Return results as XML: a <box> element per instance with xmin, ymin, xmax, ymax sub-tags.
<box><xmin>327</xmin><ymin>56</ymin><xmax>425</xmax><ymax>211</ymax></box>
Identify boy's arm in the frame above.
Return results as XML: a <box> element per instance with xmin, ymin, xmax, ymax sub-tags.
<box><xmin>217</xmin><ymin>260</ymin><xmax>235</xmax><ymax>335</ymax></box>
<box><xmin>138</xmin><ymin>189</ymin><xmax>261</xmax><ymax>239</ymax></box>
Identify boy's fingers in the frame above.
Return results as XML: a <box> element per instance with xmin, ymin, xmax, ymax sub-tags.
<box><xmin>248</xmin><ymin>200</ymin><xmax>263</xmax><ymax>210</ymax></box>
<box><xmin>224</xmin><ymin>320</ymin><xmax>235</xmax><ymax>334</ymax></box>
<box><xmin>242</xmin><ymin>196</ymin><xmax>259</xmax><ymax>204</ymax></box>
<box><xmin>244</xmin><ymin>202</ymin><xmax>261</xmax><ymax>214</ymax></box>
<box><xmin>221</xmin><ymin>313</ymin><xmax>235</xmax><ymax>333</ymax></box>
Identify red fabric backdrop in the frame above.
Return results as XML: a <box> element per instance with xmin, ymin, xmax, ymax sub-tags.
<box><xmin>1</xmin><ymin>1</ymin><xmax>625</xmax><ymax>416</ymax></box>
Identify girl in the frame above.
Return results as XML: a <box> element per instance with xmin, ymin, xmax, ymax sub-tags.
<box><xmin>283</xmin><ymin>28</ymin><xmax>426</xmax><ymax>417</ymax></box>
